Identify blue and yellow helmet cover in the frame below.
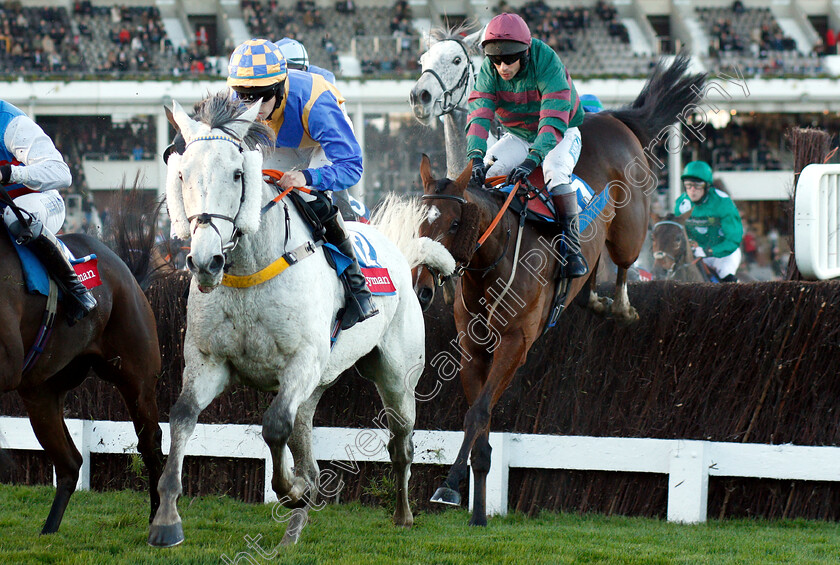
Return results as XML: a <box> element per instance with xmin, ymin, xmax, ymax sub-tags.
<box><xmin>228</xmin><ymin>39</ymin><xmax>288</xmax><ymax>88</ymax></box>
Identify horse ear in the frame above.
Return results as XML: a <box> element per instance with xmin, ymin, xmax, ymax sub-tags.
<box><xmin>164</xmin><ymin>153</ymin><xmax>190</xmax><ymax>239</ymax></box>
<box><xmin>420</xmin><ymin>154</ymin><xmax>434</xmax><ymax>190</ymax></box>
<box><xmin>234</xmin><ymin>150</ymin><xmax>264</xmax><ymax>234</ymax></box>
<box><xmin>170</xmin><ymin>100</ymin><xmax>199</xmax><ymax>141</ymax></box>
<box><xmin>455</xmin><ymin>161</ymin><xmax>471</xmax><ymax>190</ymax></box>
<box><xmin>650</xmin><ymin>211</ymin><xmax>661</xmax><ymax>226</ymax></box>
<box><xmin>463</xmin><ymin>25</ymin><xmax>486</xmax><ymax>56</ymax></box>
<box><xmin>164</xmin><ymin>105</ymin><xmax>179</xmax><ymax>133</ymax></box>
<box><xmin>677</xmin><ymin>209</ymin><xmax>692</xmax><ymax>224</ymax></box>
<box><xmin>228</xmin><ymin>103</ymin><xmax>260</xmax><ymax>141</ymax></box>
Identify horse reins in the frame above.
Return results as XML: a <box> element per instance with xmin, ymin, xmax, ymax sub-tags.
<box><xmin>422</xmin><ymin>178</ymin><xmax>529</xmax><ymax>325</ymax></box>
<box><xmin>418</xmin><ymin>39</ymin><xmax>475</xmax><ymax>115</ymax></box>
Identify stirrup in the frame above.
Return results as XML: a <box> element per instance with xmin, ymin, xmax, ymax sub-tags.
<box><xmin>339</xmin><ymin>291</ymin><xmax>378</xmax><ymax>331</ymax></box>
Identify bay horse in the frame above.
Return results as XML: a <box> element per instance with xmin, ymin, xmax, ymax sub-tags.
<box><xmin>148</xmin><ymin>93</ymin><xmax>455</xmax><ymax>547</ymax></box>
<box><xmin>415</xmin><ymin>55</ymin><xmax>707</xmax><ymax>526</ymax></box>
<box><xmin>651</xmin><ymin>212</ymin><xmax>707</xmax><ymax>282</ymax></box>
<box><xmin>0</xmin><ymin>190</ymin><xmax>164</xmax><ymax>534</ymax></box>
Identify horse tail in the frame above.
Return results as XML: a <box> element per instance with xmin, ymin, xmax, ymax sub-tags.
<box><xmin>607</xmin><ymin>52</ymin><xmax>707</xmax><ymax>150</ymax></box>
<box><xmin>368</xmin><ymin>194</ymin><xmax>456</xmax><ymax>276</ymax></box>
<box><xmin>106</xmin><ymin>185</ymin><xmax>166</xmax><ymax>291</ymax></box>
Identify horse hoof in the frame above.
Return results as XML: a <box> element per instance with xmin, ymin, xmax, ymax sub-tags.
<box><xmin>468</xmin><ymin>515</ymin><xmax>488</xmax><ymax>527</ymax></box>
<box><xmin>147</xmin><ymin>522</ymin><xmax>185</xmax><ymax>548</ymax></box>
<box><xmin>430</xmin><ymin>487</ymin><xmax>461</xmax><ymax>506</ymax></box>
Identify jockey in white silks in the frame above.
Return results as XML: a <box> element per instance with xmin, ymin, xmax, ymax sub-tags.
<box><xmin>0</xmin><ymin>100</ymin><xmax>97</xmax><ymax>320</ymax></box>
<box><xmin>228</xmin><ymin>38</ymin><xmax>376</xmax><ymax>330</ymax></box>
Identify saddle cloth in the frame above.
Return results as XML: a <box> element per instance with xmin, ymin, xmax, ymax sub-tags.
<box><xmin>495</xmin><ymin>172</ymin><xmax>609</xmax><ymax>232</ymax></box>
<box><xmin>7</xmin><ymin>230</ymin><xmax>102</xmax><ymax>297</ymax></box>
<box><xmin>323</xmin><ymin>229</ymin><xmax>396</xmax><ymax>296</ymax></box>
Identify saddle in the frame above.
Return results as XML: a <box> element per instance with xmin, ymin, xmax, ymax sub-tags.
<box><xmin>5</xmin><ymin>227</ymin><xmax>100</xmax><ymax>298</ymax></box>
<box><xmin>490</xmin><ymin>167</ymin><xmax>607</xmax><ymax>233</ymax></box>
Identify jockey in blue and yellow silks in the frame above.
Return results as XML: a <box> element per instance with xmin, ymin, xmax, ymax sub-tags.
<box><xmin>226</xmin><ymin>38</ymin><xmax>376</xmax><ymax>330</ymax></box>
<box><xmin>0</xmin><ymin>99</ymin><xmax>96</xmax><ymax>320</ymax></box>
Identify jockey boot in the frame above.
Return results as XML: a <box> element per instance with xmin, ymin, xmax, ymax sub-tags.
<box><xmin>551</xmin><ymin>190</ymin><xmax>588</xmax><ymax>279</ymax></box>
<box><xmin>20</xmin><ymin>219</ymin><xmax>97</xmax><ymax>321</ymax></box>
<box><xmin>322</xmin><ymin>210</ymin><xmax>379</xmax><ymax>330</ymax></box>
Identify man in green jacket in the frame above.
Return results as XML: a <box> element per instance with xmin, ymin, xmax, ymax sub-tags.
<box><xmin>466</xmin><ymin>12</ymin><xmax>587</xmax><ymax>277</ymax></box>
<box><xmin>674</xmin><ymin>161</ymin><xmax>743</xmax><ymax>282</ymax></box>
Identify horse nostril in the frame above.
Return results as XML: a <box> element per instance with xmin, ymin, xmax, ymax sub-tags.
<box><xmin>209</xmin><ymin>255</ymin><xmax>225</xmax><ymax>275</ymax></box>
<box><xmin>418</xmin><ymin>286</ymin><xmax>433</xmax><ymax>308</ymax></box>
<box><xmin>419</xmin><ymin>90</ymin><xmax>431</xmax><ymax>105</ymax></box>
<box><xmin>186</xmin><ymin>256</ymin><xmax>196</xmax><ymax>273</ymax></box>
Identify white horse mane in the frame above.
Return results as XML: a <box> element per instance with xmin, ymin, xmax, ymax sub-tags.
<box><xmin>369</xmin><ymin>194</ymin><xmax>456</xmax><ymax>275</ymax></box>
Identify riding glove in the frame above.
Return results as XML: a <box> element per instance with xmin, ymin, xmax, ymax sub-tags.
<box><xmin>470</xmin><ymin>157</ymin><xmax>487</xmax><ymax>187</ymax></box>
<box><xmin>0</xmin><ymin>164</ymin><xmax>10</xmax><ymax>185</ymax></box>
<box><xmin>506</xmin><ymin>158</ymin><xmax>537</xmax><ymax>186</ymax></box>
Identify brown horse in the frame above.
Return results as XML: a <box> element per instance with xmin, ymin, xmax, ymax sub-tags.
<box><xmin>0</xmin><ymin>192</ymin><xmax>164</xmax><ymax>535</ymax></box>
<box><xmin>415</xmin><ymin>55</ymin><xmax>707</xmax><ymax>526</ymax></box>
<box><xmin>651</xmin><ymin>212</ymin><xmax>707</xmax><ymax>282</ymax></box>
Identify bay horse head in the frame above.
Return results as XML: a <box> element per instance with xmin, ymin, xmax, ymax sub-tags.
<box><xmin>165</xmin><ymin>93</ymin><xmax>274</xmax><ymax>291</ymax></box>
<box><xmin>415</xmin><ymin>154</ymin><xmax>479</xmax><ymax>311</ymax></box>
<box><xmin>409</xmin><ymin>24</ymin><xmax>483</xmax><ymax>124</ymax></box>
<box><xmin>651</xmin><ymin>210</ymin><xmax>698</xmax><ymax>281</ymax></box>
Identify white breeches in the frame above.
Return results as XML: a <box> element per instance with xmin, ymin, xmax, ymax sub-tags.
<box><xmin>485</xmin><ymin>127</ymin><xmax>582</xmax><ymax>194</ymax></box>
<box><xmin>702</xmin><ymin>248</ymin><xmax>741</xmax><ymax>279</ymax></box>
<box><xmin>3</xmin><ymin>190</ymin><xmax>65</xmax><ymax>234</ymax></box>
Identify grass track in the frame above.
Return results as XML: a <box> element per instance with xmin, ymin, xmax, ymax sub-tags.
<box><xmin>2</xmin><ymin>485</ymin><xmax>840</xmax><ymax>564</ymax></box>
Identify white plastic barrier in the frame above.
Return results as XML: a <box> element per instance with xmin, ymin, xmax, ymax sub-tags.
<box><xmin>794</xmin><ymin>163</ymin><xmax>840</xmax><ymax>279</ymax></box>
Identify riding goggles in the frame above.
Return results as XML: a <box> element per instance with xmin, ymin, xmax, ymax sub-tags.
<box><xmin>487</xmin><ymin>52</ymin><xmax>522</xmax><ymax>66</ymax></box>
<box><xmin>234</xmin><ymin>87</ymin><xmax>276</xmax><ymax>104</ymax></box>
<box><xmin>683</xmin><ymin>180</ymin><xmax>706</xmax><ymax>190</ymax></box>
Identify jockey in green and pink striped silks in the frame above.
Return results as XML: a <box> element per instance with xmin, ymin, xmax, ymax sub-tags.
<box><xmin>465</xmin><ymin>37</ymin><xmax>585</xmax><ymax>169</ymax></box>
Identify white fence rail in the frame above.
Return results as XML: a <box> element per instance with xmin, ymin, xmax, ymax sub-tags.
<box><xmin>3</xmin><ymin>417</ymin><xmax>840</xmax><ymax>524</ymax></box>
<box><xmin>795</xmin><ymin>163</ymin><xmax>840</xmax><ymax>279</ymax></box>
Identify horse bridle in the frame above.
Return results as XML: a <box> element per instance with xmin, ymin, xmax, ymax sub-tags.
<box><xmin>652</xmin><ymin>220</ymin><xmax>694</xmax><ymax>280</ymax></box>
<box><xmin>421</xmin><ymin>191</ymin><xmax>514</xmax><ymax>284</ymax></box>
<box><xmin>183</xmin><ymin>133</ymin><xmax>247</xmax><ymax>256</ymax></box>
<box><xmin>418</xmin><ymin>39</ymin><xmax>475</xmax><ymax>115</ymax></box>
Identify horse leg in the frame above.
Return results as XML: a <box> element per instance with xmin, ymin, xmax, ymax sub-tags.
<box><xmin>431</xmin><ymin>346</ymin><xmax>492</xmax><ymax>506</ymax></box>
<box><xmin>17</xmin><ymin>360</ymin><xmax>90</xmax><ymax>534</ymax></box>
<box><xmin>94</xmin><ymin>358</ymin><xmax>164</xmax><ymax>525</ymax></box>
<box><xmin>371</xmin><ymin>366</ymin><xmax>418</xmax><ymax>527</ymax></box>
<box><xmin>277</xmin><ymin>387</ymin><xmax>326</xmax><ymax>546</ymax></box>
<box><xmin>148</xmin><ymin>356</ymin><xmax>229</xmax><ymax>548</ymax></box>
<box><xmin>468</xmin><ymin>428</ymin><xmax>492</xmax><ymax>526</ymax></box>
<box><xmin>610</xmin><ymin>267</ymin><xmax>638</xmax><ymax>324</ymax></box>
<box><xmin>436</xmin><ymin>333</ymin><xmax>528</xmax><ymax>526</ymax></box>
<box><xmin>585</xmin><ymin>255</ymin><xmax>613</xmax><ymax>316</ymax></box>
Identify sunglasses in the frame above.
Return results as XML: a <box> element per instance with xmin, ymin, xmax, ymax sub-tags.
<box><xmin>487</xmin><ymin>53</ymin><xmax>522</xmax><ymax>66</ymax></box>
<box><xmin>236</xmin><ymin>89</ymin><xmax>275</xmax><ymax>104</ymax></box>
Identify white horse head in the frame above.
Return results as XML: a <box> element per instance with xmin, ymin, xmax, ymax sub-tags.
<box><xmin>165</xmin><ymin>93</ymin><xmax>274</xmax><ymax>291</ymax></box>
<box><xmin>410</xmin><ymin>24</ymin><xmax>484</xmax><ymax>125</ymax></box>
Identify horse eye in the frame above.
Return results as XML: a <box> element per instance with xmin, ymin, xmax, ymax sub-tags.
<box><xmin>178</xmin><ymin>172</ymin><xmax>183</xmax><ymax>181</ymax></box>
<box><xmin>233</xmin><ymin>170</ymin><xmax>243</xmax><ymax>181</ymax></box>
<box><xmin>448</xmin><ymin>220</ymin><xmax>460</xmax><ymax>233</ymax></box>
<box><xmin>453</xmin><ymin>56</ymin><xmax>462</xmax><ymax>65</ymax></box>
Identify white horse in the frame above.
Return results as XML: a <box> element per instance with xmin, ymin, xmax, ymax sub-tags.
<box><xmin>147</xmin><ymin>92</ymin><xmax>455</xmax><ymax>547</ymax></box>
<box><xmin>410</xmin><ymin>24</ymin><xmax>486</xmax><ymax>179</ymax></box>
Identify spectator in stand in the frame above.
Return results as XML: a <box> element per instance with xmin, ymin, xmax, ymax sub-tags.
<box><xmin>826</xmin><ymin>28</ymin><xmax>837</xmax><ymax>55</ymax></box>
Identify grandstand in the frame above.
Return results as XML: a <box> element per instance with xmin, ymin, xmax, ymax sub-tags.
<box><xmin>0</xmin><ymin>0</ymin><xmax>838</xmax><ymax>272</ymax></box>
